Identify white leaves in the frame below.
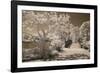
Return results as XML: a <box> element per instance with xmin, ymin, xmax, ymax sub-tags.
<box><xmin>22</xmin><ymin>11</ymin><xmax>72</xmax><ymax>41</ymax></box>
<box><xmin>22</xmin><ymin>10</ymin><xmax>90</xmax><ymax>50</ymax></box>
<box><xmin>80</xmin><ymin>21</ymin><xmax>90</xmax><ymax>41</ymax></box>
<box><xmin>79</xmin><ymin>21</ymin><xmax>90</xmax><ymax>50</ymax></box>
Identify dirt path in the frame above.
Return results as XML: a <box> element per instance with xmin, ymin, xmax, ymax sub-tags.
<box><xmin>56</xmin><ymin>42</ymin><xmax>90</xmax><ymax>60</ymax></box>
<box><xmin>70</xmin><ymin>42</ymin><xmax>81</xmax><ymax>48</ymax></box>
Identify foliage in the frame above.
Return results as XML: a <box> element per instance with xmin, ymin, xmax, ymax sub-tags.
<box><xmin>79</xmin><ymin>21</ymin><xmax>90</xmax><ymax>50</ymax></box>
<box><xmin>22</xmin><ymin>10</ymin><xmax>90</xmax><ymax>61</ymax></box>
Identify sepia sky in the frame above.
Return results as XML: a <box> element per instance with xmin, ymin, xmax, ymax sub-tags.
<box><xmin>69</xmin><ymin>13</ymin><xmax>90</xmax><ymax>26</ymax></box>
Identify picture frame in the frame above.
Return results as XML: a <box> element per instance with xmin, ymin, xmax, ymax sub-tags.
<box><xmin>11</xmin><ymin>1</ymin><xmax>97</xmax><ymax>72</ymax></box>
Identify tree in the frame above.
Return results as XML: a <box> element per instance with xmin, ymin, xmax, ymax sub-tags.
<box><xmin>22</xmin><ymin>10</ymin><xmax>74</xmax><ymax>60</ymax></box>
<box><xmin>79</xmin><ymin>21</ymin><xmax>90</xmax><ymax>50</ymax></box>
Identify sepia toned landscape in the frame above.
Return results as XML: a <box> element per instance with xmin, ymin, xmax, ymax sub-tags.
<box><xmin>22</xmin><ymin>10</ymin><xmax>90</xmax><ymax>62</ymax></box>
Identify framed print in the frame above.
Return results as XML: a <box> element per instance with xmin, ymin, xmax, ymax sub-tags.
<box><xmin>11</xmin><ymin>1</ymin><xmax>97</xmax><ymax>72</ymax></box>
